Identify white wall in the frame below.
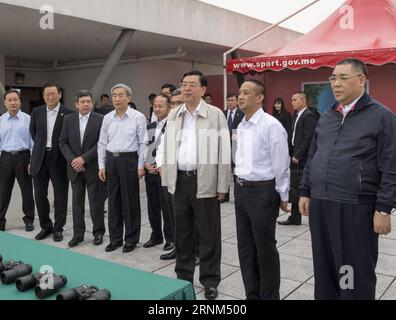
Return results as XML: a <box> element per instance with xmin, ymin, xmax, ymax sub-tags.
<box><xmin>5</xmin><ymin>69</ymin><xmax>50</xmax><ymax>88</ymax></box>
<box><xmin>52</xmin><ymin>59</ymin><xmax>222</xmax><ymax>117</ymax></box>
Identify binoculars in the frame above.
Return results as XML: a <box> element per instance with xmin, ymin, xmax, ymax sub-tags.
<box><xmin>16</xmin><ymin>272</ymin><xmax>48</xmax><ymax>292</ymax></box>
<box><xmin>56</xmin><ymin>285</ymin><xmax>111</xmax><ymax>300</ymax></box>
<box><xmin>34</xmin><ymin>274</ymin><xmax>68</xmax><ymax>299</ymax></box>
<box><xmin>0</xmin><ymin>258</ymin><xmax>33</xmax><ymax>285</ymax></box>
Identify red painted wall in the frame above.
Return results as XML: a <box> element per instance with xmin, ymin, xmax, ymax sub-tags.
<box><xmin>206</xmin><ymin>64</ymin><xmax>396</xmax><ymax>113</ymax></box>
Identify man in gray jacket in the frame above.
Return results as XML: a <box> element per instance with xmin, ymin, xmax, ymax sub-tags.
<box><xmin>161</xmin><ymin>71</ymin><xmax>231</xmax><ymax>300</ymax></box>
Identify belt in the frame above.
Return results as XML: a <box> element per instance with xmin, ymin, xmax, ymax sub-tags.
<box><xmin>45</xmin><ymin>147</ymin><xmax>52</xmax><ymax>152</ymax></box>
<box><xmin>177</xmin><ymin>170</ymin><xmax>197</xmax><ymax>176</ymax></box>
<box><xmin>107</xmin><ymin>151</ymin><xmax>138</xmax><ymax>158</ymax></box>
<box><xmin>1</xmin><ymin>149</ymin><xmax>30</xmax><ymax>156</ymax></box>
<box><xmin>235</xmin><ymin>177</ymin><xmax>275</xmax><ymax>187</ymax></box>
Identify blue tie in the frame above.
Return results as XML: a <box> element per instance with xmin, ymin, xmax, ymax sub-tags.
<box><xmin>228</xmin><ymin>111</ymin><xmax>233</xmax><ymax>130</ymax></box>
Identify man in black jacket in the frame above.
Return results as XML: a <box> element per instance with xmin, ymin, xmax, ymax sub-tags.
<box><xmin>30</xmin><ymin>83</ymin><xmax>73</xmax><ymax>242</ymax></box>
<box><xmin>299</xmin><ymin>59</ymin><xmax>396</xmax><ymax>300</ymax></box>
<box><xmin>143</xmin><ymin>94</ymin><xmax>174</xmax><ymax>252</ymax></box>
<box><xmin>59</xmin><ymin>90</ymin><xmax>106</xmax><ymax>247</ymax></box>
<box><xmin>278</xmin><ymin>92</ymin><xmax>317</xmax><ymax>225</ymax></box>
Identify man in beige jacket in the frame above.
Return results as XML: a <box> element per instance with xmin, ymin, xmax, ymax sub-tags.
<box><xmin>161</xmin><ymin>71</ymin><xmax>231</xmax><ymax>300</ymax></box>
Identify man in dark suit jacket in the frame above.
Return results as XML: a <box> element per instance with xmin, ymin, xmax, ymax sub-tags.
<box><xmin>59</xmin><ymin>90</ymin><xmax>106</xmax><ymax>247</ymax></box>
<box><xmin>30</xmin><ymin>83</ymin><xmax>73</xmax><ymax>241</ymax></box>
<box><xmin>279</xmin><ymin>92</ymin><xmax>317</xmax><ymax>225</ymax></box>
<box><xmin>223</xmin><ymin>93</ymin><xmax>244</xmax><ymax>202</ymax></box>
<box><xmin>143</xmin><ymin>94</ymin><xmax>174</xmax><ymax>252</ymax></box>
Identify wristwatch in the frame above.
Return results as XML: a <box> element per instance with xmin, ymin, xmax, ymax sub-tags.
<box><xmin>378</xmin><ymin>211</ymin><xmax>389</xmax><ymax>216</ymax></box>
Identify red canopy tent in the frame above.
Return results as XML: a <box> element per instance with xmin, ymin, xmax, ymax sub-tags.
<box><xmin>227</xmin><ymin>0</ymin><xmax>396</xmax><ymax>74</ymax></box>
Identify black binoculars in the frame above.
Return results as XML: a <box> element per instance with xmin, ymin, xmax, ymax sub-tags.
<box><xmin>56</xmin><ymin>285</ymin><xmax>111</xmax><ymax>300</ymax></box>
<box><xmin>34</xmin><ymin>274</ymin><xmax>68</xmax><ymax>299</ymax></box>
<box><xmin>0</xmin><ymin>259</ymin><xmax>33</xmax><ymax>285</ymax></box>
<box><xmin>16</xmin><ymin>271</ymin><xmax>49</xmax><ymax>292</ymax></box>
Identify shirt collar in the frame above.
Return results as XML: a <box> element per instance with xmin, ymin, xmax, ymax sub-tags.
<box><xmin>113</xmin><ymin>106</ymin><xmax>133</xmax><ymax>119</ymax></box>
<box><xmin>177</xmin><ymin>100</ymin><xmax>203</xmax><ymax>117</ymax></box>
<box><xmin>242</xmin><ymin>107</ymin><xmax>264</xmax><ymax>126</ymax></box>
<box><xmin>157</xmin><ymin>116</ymin><xmax>168</xmax><ymax>126</ymax></box>
<box><xmin>336</xmin><ymin>95</ymin><xmax>362</xmax><ymax>114</ymax></box>
<box><xmin>297</xmin><ymin>107</ymin><xmax>307</xmax><ymax>116</ymax></box>
<box><xmin>7</xmin><ymin>110</ymin><xmax>22</xmax><ymax>120</ymax></box>
<box><xmin>79</xmin><ymin>112</ymin><xmax>91</xmax><ymax>120</ymax></box>
<box><xmin>47</xmin><ymin>103</ymin><xmax>60</xmax><ymax>113</ymax></box>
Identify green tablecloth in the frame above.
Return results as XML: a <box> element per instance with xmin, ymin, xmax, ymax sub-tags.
<box><xmin>0</xmin><ymin>232</ymin><xmax>195</xmax><ymax>300</ymax></box>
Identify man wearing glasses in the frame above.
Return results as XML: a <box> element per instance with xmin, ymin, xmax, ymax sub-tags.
<box><xmin>299</xmin><ymin>58</ymin><xmax>396</xmax><ymax>300</ymax></box>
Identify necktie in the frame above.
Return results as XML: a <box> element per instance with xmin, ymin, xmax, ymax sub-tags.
<box><xmin>292</xmin><ymin>112</ymin><xmax>298</xmax><ymax>132</ymax></box>
<box><xmin>228</xmin><ymin>111</ymin><xmax>233</xmax><ymax>130</ymax></box>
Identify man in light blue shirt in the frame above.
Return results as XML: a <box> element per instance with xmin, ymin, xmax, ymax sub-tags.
<box><xmin>0</xmin><ymin>90</ymin><xmax>34</xmax><ymax>232</ymax></box>
<box><xmin>98</xmin><ymin>83</ymin><xmax>148</xmax><ymax>253</ymax></box>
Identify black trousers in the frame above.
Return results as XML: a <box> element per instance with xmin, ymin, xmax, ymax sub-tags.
<box><xmin>71</xmin><ymin>174</ymin><xmax>106</xmax><ymax>239</ymax></box>
<box><xmin>0</xmin><ymin>151</ymin><xmax>34</xmax><ymax>227</ymax></box>
<box><xmin>234</xmin><ymin>180</ymin><xmax>281</xmax><ymax>300</ymax></box>
<box><xmin>309</xmin><ymin>198</ymin><xmax>379</xmax><ymax>300</ymax></box>
<box><xmin>106</xmin><ymin>153</ymin><xmax>141</xmax><ymax>244</ymax></box>
<box><xmin>173</xmin><ymin>174</ymin><xmax>221</xmax><ymax>288</ymax></box>
<box><xmin>289</xmin><ymin>165</ymin><xmax>303</xmax><ymax>224</ymax></box>
<box><xmin>145</xmin><ymin>173</ymin><xmax>174</xmax><ymax>243</ymax></box>
<box><xmin>33</xmin><ymin>151</ymin><xmax>69</xmax><ymax>232</ymax></box>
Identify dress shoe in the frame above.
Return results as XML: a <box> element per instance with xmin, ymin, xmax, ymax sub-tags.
<box><xmin>35</xmin><ymin>229</ymin><xmax>52</xmax><ymax>240</ymax></box>
<box><xmin>0</xmin><ymin>225</ymin><xmax>5</xmax><ymax>232</ymax></box>
<box><xmin>93</xmin><ymin>234</ymin><xmax>104</xmax><ymax>246</ymax></box>
<box><xmin>143</xmin><ymin>238</ymin><xmax>163</xmax><ymax>248</ymax></box>
<box><xmin>25</xmin><ymin>222</ymin><xmax>34</xmax><ymax>232</ymax></box>
<box><xmin>277</xmin><ymin>218</ymin><xmax>301</xmax><ymax>226</ymax></box>
<box><xmin>122</xmin><ymin>242</ymin><xmax>137</xmax><ymax>253</ymax></box>
<box><xmin>105</xmin><ymin>241</ymin><xmax>123</xmax><ymax>252</ymax></box>
<box><xmin>53</xmin><ymin>231</ymin><xmax>64</xmax><ymax>242</ymax></box>
<box><xmin>68</xmin><ymin>237</ymin><xmax>84</xmax><ymax>248</ymax></box>
<box><xmin>160</xmin><ymin>249</ymin><xmax>175</xmax><ymax>260</ymax></box>
<box><xmin>204</xmin><ymin>287</ymin><xmax>218</xmax><ymax>300</ymax></box>
<box><xmin>163</xmin><ymin>242</ymin><xmax>174</xmax><ymax>251</ymax></box>
<box><xmin>195</xmin><ymin>256</ymin><xmax>200</xmax><ymax>266</ymax></box>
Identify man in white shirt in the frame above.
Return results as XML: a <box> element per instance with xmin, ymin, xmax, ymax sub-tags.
<box><xmin>98</xmin><ymin>84</ymin><xmax>148</xmax><ymax>253</ymax></box>
<box><xmin>161</xmin><ymin>71</ymin><xmax>231</xmax><ymax>300</ymax></box>
<box><xmin>59</xmin><ymin>90</ymin><xmax>106</xmax><ymax>248</ymax></box>
<box><xmin>235</xmin><ymin>79</ymin><xmax>290</xmax><ymax>300</ymax></box>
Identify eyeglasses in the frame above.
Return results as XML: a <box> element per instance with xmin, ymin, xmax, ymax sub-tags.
<box><xmin>328</xmin><ymin>74</ymin><xmax>363</xmax><ymax>83</ymax></box>
<box><xmin>180</xmin><ymin>82</ymin><xmax>199</xmax><ymax>89</ymax></box>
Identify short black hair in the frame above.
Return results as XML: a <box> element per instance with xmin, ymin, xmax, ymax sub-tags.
<box><xmin>244</xmin><ymin>79</ymin><xmax>265</xmax><ymax>96</ymax></box>
<box><xmin>227</xmin><ymin>93</ymin><xmax>238</xmax><ymax>99</ymax></box>
<box><xmin>181</xmin><ymin>70</ymin><xmax>208</xmax><ymax>88</ymax></box>
<box><xmin>4</xmin><ymin>89</ymin><xmax>21</xmax><ymax>100</ymax></box>
<box><xmin>42</xmin><ymin>83</ymin><xmax>61</xmax><ymax>95</ymax></box>
<box><xmin>100</xmin><ymin>94</ymin><xmax>110</xmax><ymax>100</ymax></box>
<box><xmin>74</xmin><ymin>90</ymin><xmax>93</xmax><ymax>103</ymax></box>
<box><xmin>155</xmin><ymin>93</ymin><xmax>171</xmax><ymax>105</ymax></box>
<box><xmin>148</xmin><ymin>93</ymin><xmax>157</xmax><ymax>101</ymax></box>
<box><xmin>336</xmin><ymin>58</ymin><xmax>368</xmax><ymax>77</ymax></box>
<box><xmin>161</xmin><ymin>84</ymin><xmax>176</xmax><ymax>93</ymax></box>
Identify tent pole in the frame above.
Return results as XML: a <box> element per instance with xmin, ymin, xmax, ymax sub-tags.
<box><xmin>223</xmin><ymin>0</ymin><xmax>320</xmax><ymax>108</ymax></box>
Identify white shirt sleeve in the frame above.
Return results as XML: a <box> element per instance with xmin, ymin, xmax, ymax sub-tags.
<box><xmin>97</xmin><ymin>116</ymin><xmax>109</xmax><ymax>170</ymax></box>
<box><xmin>268</xmin><ymin>123</ymin><xmax>290</xmax><ymax>202</ymax></box>
<box><xmin>155</xmin><ymin>134</ymin><xmax>165</xmax><ymax>168</ymax></box>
